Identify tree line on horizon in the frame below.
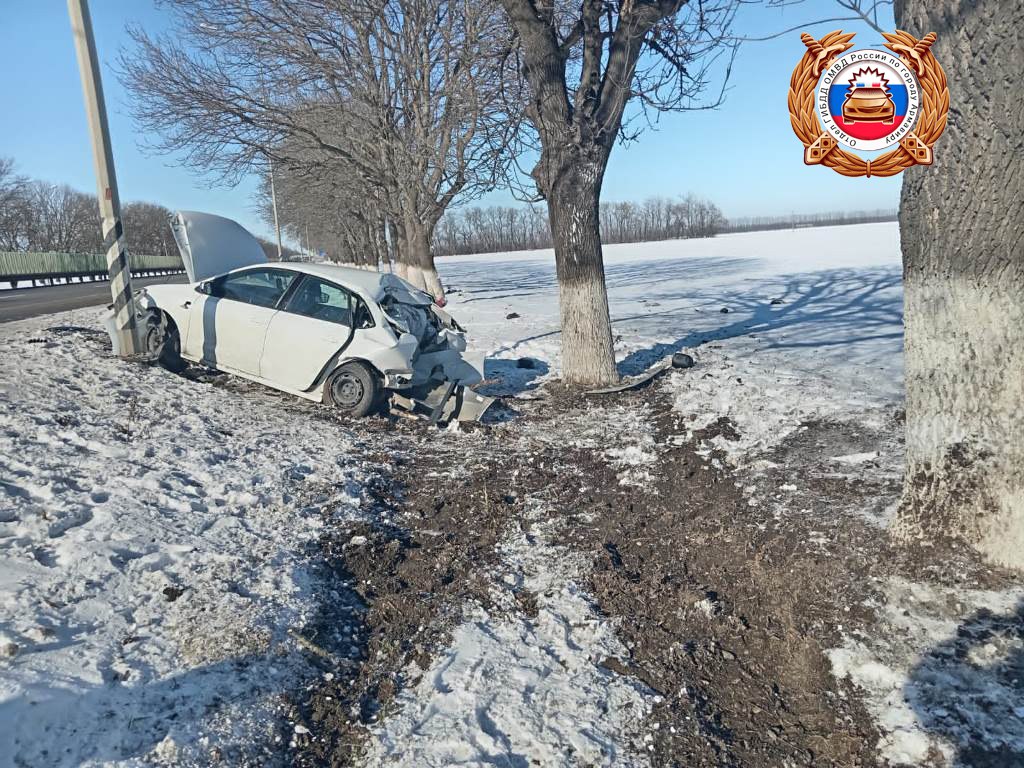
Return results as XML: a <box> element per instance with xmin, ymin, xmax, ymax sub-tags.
<box><xmin>0</xmin><ymin>158</ymin><xmax>173</xmax><ymax>257</ymax></box>
<box><xmin>431</xmin><ymin>201</ymin><xmax>897</xmax><ymax>256</ymax></box>
<box><xmin>0</xmin><ymin>157</ymin><xmax>293</xmax><ymax>262</ymax></box>
<box><xmin>433</xmin><ymin>195</ymin><xmax>727</xmax><ymax>256</ymax></box>
<box><xmin>0</xmin><ymin>152</ymin><xmax>900</xmax><ymax>263</ymax></box>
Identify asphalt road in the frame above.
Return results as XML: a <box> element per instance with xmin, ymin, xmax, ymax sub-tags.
<box><xmin>0</xmin><ymin>275</ymin><xmax>188</xmax><ymax>323</ymax></box>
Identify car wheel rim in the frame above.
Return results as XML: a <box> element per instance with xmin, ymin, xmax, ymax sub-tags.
<box><xmin>145</xmin><ymin>325</ymin><xmax>163</xmax><ymax>355</ymax></box>
<box><xmin>332</xmin><ymin>373</ymin><xmax>364</xmax><ymax>409</ymax></box>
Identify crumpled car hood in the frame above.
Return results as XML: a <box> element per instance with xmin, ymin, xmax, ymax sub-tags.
<box><xmin>171</xmin><ymin>210</ymin><xmax>268</xmax><ymax>284</ymax></box>
<box><xmin>375</xmin><ymin>276</ymin><xmax>433</xmax><ymax>307</ymax></box>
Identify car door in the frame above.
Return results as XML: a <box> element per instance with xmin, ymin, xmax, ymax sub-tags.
<box><xmin>183</xmin><ymin>267</ymin><xmax>298</xmax><ymax>374</ymax></box>
<box><xmin>260</xmin><ymin>275</ymin><xmax>370</xmax><ymax>391</ymax></box>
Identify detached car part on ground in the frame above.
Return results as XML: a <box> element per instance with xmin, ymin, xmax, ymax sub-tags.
<box><xmin>106</xmin><ymin>211</ymin><xmax>493</xmax><ymax>422</ymax></box>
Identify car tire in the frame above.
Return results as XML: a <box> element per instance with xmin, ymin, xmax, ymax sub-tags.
<box><xmin>144</xmin><ymin>311</ymin><xmax>187</xmax><ymax>373</ymax></box>
<box><xmin>327</xmin><ymin>361</ymin><xmax>380</xmax><ymax>418</ymax></box>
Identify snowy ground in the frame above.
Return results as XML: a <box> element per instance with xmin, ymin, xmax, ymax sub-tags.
<box><xmin>0</xmin><ymin>315</ymin><xmax>381</xmax><ymax>766</ymax></box>
<box><xmin>425</xmin><ymin>223</ymin><xmax>1021</xmax><ymax>765</ymax></box>
<box><xmin>445</xmin><ymin>223</ymin><xmax>903</xmax><ymax>455</ymax></box>
<box><xmin>2</xmin><ymin>222</ymin><xmax>1022</xmax><ymax>766</ymax></box>
<box><xmin>366</xmin><ymin>500</ymin><xmax>654</xmax><ymax>767</ymax></box>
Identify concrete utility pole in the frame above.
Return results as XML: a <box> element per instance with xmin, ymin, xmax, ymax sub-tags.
<box><xmin>269</xmin><ymin>159</ymin><xmax>283</xmax><ymax>260</ymax></box>
<box><xmin>68</xmin><ymin>0</ymin><xmax>138</xmax><ymax>356</ymax></box>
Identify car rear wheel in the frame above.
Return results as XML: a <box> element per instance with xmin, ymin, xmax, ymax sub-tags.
<box><xmin>144</xmin><ymin>311</ymin><xmax>187</xmax><ymax>373</ymax></box>
<box><xmin>327</xmin><ymin>362</ymin><xmax>379</xmax><ymax>418</ymax></box>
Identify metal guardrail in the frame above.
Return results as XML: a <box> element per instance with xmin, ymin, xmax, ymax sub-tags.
<box><xmin>0</xmin><ymin>251</ymin><xmax>185</xmax><ymax>286</ymax></box>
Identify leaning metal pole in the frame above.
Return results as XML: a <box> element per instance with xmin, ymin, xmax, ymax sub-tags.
<box><xmin>269</xmin><ymin>159</ymin><xmax>283</xmax><ymax>260</ymax></box>
<box><xmin>68</xmin><ymin>0</ymin><xmax>138</xmax><ymax>356</ymax></box>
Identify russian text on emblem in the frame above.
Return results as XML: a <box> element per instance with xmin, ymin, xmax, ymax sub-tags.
<box><xmin>788</xmin><ymin>30</ymin><xmax>949</xmax><ymax>178</ymax></box>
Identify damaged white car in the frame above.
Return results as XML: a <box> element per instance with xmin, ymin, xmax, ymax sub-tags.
<box><xmin>116</xmin><ymin>211</ymin><xmax>492</xmax><ymax>421</ymax></box>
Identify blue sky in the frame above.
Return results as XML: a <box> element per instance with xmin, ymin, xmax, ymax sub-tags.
<box><xmin>1</xmin><ymin>1</ymin><xmax>899</xmax><ymax>241</ymax></box>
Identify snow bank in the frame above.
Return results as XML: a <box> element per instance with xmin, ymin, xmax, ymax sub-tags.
<box><xmin>0</xmin><ymin>309</ymin><xmax>374</xmax><ymax>766</ymax></box>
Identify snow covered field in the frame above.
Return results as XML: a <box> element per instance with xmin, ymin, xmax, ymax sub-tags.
<box><xmin>445</xmin><ymin>222</ymin><xmax>904</xmax><ymax>455</ymax></box>
<box><xmin>2</xmin><ymin>222</ymin><xmax>1022</xmax><ymax>766</ymax></box>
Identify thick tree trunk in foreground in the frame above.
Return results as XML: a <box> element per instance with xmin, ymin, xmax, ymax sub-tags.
<box><xmin>547</xmin><ymin>162</ymin><xmax>618</xmax><ymax>386</ymax></box>
<box><xmin>894</xmin><ymin>0</ymin><xmax>1024</xmax><ymax>568</ymax></box>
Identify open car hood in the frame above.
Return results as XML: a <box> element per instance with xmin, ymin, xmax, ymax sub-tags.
<box><xmin>171</xmin><ymin>210</ymin><xmax>267</xmax><ymax>284</ymax></box>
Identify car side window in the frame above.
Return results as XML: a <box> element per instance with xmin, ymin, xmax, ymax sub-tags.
<box><xmin>212</xmin><ymin>269</ymin><xmax>296</xmax><ymax>309</ymax></box>
<box><xmin>284</xmin><ymin>276</ymin><xmax>356</xmax><ymax>326</ymax></box>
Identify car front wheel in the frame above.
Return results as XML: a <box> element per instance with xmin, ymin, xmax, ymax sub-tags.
<box><xmin>327</xmin><ymin>362</ymin><xmax>380</xmax><ymax>418</ymax></box>
<box><xmin>144</xmin><ymin>310</ymin><xmax>186</xmax><ymax>373</ymax></box>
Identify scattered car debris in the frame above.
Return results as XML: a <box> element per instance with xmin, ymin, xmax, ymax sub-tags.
<box><xmin>585</xmin><ymin>352</ymin><xmax>695</xmax><ymax>395</ymax></box>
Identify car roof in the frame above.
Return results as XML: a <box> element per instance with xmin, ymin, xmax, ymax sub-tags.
<box><xmin>237</xmin><ymin>261</ymin><xmax>433</xmax><ymax>306</ymax></box>
<box><xmin>261</xmin><ymin>262</ymin><xmax>392</xmax><ymax>295</ymax></box>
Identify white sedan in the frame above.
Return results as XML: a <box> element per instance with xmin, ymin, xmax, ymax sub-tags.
<box><xmin>119</xmin><ymin>211</ymin><xmax>491</xmax><ymax>420</ymax></box>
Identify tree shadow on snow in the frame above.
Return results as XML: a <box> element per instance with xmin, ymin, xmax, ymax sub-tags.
<box><xmin>445</xmin><ymin>254</ymin><xmax>758</xmax><ymax>303</ymax></box>
<box><xmin>0</xmin><ymin>557</ymin><xmax>369</xmax><ymax>766</ymax></box>
<box><xmin>0</xmin><ymin>654</ymin><xmax>288</xmax><ymax>766</ymax></box>
<box><xmin>904</xmin><ymin>598</ymin><xmax>1024</xmax><ymax>767</ymax></box>
<box><xmin>615</xmin><ymin>266</ymin><xmax>903</xmax><ymax>376</ymax></box>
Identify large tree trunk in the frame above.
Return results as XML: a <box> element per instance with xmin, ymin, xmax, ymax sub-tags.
<box><xmin>416</xmin><ymin>234</ymin><xmax>445</xmax><ymax>305</ymax></box>
<box><xmin>389</xmin><ymin>218</ymin><xmax>410</xmax><ymax>281</ymax></box>
<box><xmin>894</xmin><ymin>0</ymin><xmax>1024</xmax><ymax>568</ymax></box>
<box><xmin>400</xmin><ymin>218</ymin><xmax>427</xmax><ymax>293</ymax></box>
<box><xmin>401</xmin><ymin>216</ymin><xmax>445</xmax><ymax>303</ymax></box>
<box><xmin>546</xmin><ymin>161</ymin><xmax>618</xmax><ymax>387</ymax></box>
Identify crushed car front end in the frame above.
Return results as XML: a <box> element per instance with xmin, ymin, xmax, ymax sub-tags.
<box><xmin>363</xmin><ymin>278</ymin><xmax>493</xmax><ymax>422</ymax></box>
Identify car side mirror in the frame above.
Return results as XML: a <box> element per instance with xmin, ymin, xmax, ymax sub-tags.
<box><xmin>195</xmin><ymin>281</ymin><xmax>211</xmax><ymax>295</ymax></box>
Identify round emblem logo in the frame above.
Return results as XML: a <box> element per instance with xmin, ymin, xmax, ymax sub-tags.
<box><xmin>788</xmin><ymin>30</ymin><xmax>948</xmax><ymax>178</ymax></box>
<box><xmin>816</xmin><ymin>48</ymin><xmax>921</xmax><ymax>152</ymax></box>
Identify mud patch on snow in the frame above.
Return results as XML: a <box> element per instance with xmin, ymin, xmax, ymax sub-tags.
<box><xmin>366</xmin><ymin>507</ymin><xmax>653</xmax><ymax>766</ymax></box>
<box><xmin>556</xmin><ymin>392</ymin><xmax>886</xmax><ymax>767</ymax></box>
<box><xmin>292</xmin><ymin>428</ymin><xmax>510</xmax><ymax>765</ymax></box>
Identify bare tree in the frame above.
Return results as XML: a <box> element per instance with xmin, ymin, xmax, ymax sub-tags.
<box><xmin>892</xmin><ymin>0</ymin><xmax>1024</xmax><ymax>569</ymax></box>
<box><xmin>0</xmin><ymin>159</ymin><xmax>183</xmax><ymax>258</ymax></box>
<box><xmin>498</xmin><ymin>0</ymin><xmax>739</xmax><ymax>385</ymax></box>
<box><xmin>24</xmin><ymin>182</ymin><xmax>102</xmax><ymax>253</ymax></box>
<box><xmin>121</xmin><ymin>0</ymin><xmax>517</xmax><ymax>302</ymax></box>
<box><xmin>0</xmin><ymin>158</ymin><xmax>31</xmax><ymax>251</ymax></box>
<box><xmin>834</xmin><ymin>0</ymin><xmax>891</xmax><ymax>33</ymax></box>
<box><xmin>254</xmin><ymin>155</ymin><xmax>391</xmax><ymax>269</ymax></box>
<box><xmin>751</xmin><ymin>0</ymin><xmax>890</xmax><ymax>41</ymax></box>
<box><xmin>122</xmin><ymin>201</ymin><xmax>174</xmax><ymax>258</ymax></box>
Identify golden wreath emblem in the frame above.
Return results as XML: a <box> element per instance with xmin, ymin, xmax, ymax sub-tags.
<box><xmin>788</xmin><ymin>30</ymin><xmax>950</xmax><ymax>178</ymax></box>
